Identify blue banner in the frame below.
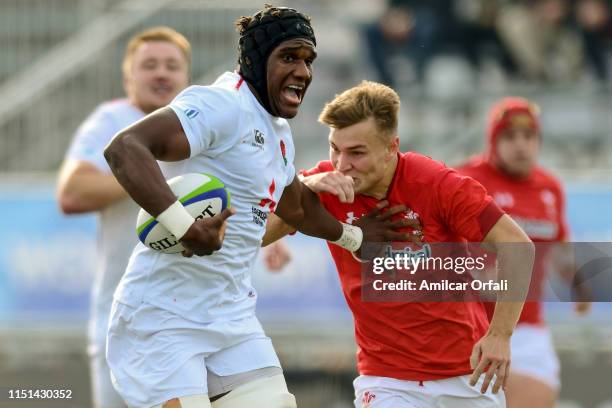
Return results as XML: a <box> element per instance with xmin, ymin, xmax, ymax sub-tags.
<box><xmin>0</xmin><ymin>183</ymin><xmax>611</xmax><ymax>325</ymax></box>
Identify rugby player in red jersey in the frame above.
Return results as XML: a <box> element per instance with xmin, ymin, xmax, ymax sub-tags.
<box><xmin>457</xmin><ymin>97</ymin><xmax>590</xmax><ymax>408</ymax></box>
<box><xmin>264</xmin><ymin>82</ymin><xmax>534</xmax><ymax>407</ymax></box>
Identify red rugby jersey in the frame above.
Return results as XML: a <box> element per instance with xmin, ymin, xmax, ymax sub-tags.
<box><xmin>302</xmin><ymin>152</ymin><xmax>504</xmax><ymax>380</ymax></box>
<box><xmin>458</xmin><ymin>157</ymin><xmax>569</xmax><ymax>325</ymax></box>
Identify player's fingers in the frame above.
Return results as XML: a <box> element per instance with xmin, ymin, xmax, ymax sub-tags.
<box><xmin>217</xmin><ymin>207</ymin><xmax>236</xmax><ymax>222</ymax></box>
<box><xmin>365</xmin><ymin>200</ymin><xmax>388</xmax><ymax>218</ymax></box>
<box><xmin>345</xmin><ymin>184</ymin><xmax>355</xmax><ymax>203</ymax></box>
<box><xmin>387</xmin><ymin>218</ymin><xmax>420</xmax><ymax>230</ymax></box>
<box><xmin>181</xmin><ymin>248</ymin><xmax>194</xmax><ymax>258</ymax></box>
<box><xmin>407</xmin><ymin>219</ymin><xmax>422</xmax><ymax>229</ymax></box>
<box><xmin>334</xmin><ymin>177</ymin><xmax>354</xmax><ymax>203</ymax></box>
<box><xmin>469</xmin><ymin>344</ymin><xmax>482</xmax><ymax>387</ymax></box>
<box><xmin>378</xmin><ymin>204</ymin><xmax>408</xmax><ymax>220</ymax></box>
<box><xmin>219</xmin><ymin>221</ymin><xmax>228</xmax><ymax>241</ymax></box>
<box><xmin>480</xmin><ymin>360</ymin><xmax>499</xmax><ymax>394</ymax></box>
<box><xmin>410</xmin><ymin>232</ymin><xmax>424</xmax><ymax>245</ymax></box>
<box><xmin>384</xmin><ymin>231</ymin><xmax>414</xmax><ymax>242</ymax></box>
<box><xmin>313</xmin><ymin>179</ymin><xmax>340</xmax><ymax>196</ymax></box>
<box><xmin>332</xmin><ymin>183</ymin><xmax>348</xmax><ymax>203</ymax></box>
<box><xmin>503</xmin><ymin>360</ymin><xmax>511</xmax><ymax>389</ymax></box>
<box><xmin>492</xmin><ymin>362</ymin><xmax>507</xmax><ymax>394</ymax></box>
<box><xmin>469</xmin><ymin>366</ymin><xmax>483</xmax><ymax>389</ymax></box>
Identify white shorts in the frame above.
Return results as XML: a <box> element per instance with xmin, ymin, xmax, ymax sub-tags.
<box><xmin>106</xmin><ymin>301</ymin><xmax>281</xmax><ymax>408</ymax></box>
<box><xmin>90</xmin><ymin>349</ymin><xmax>128</xmax><ymax>408</ymax></box>
<box><xmin>353</xmin><ymin>375</ymin><xmax>505</xmax><ymax>408</ymax></box>
<box><xmin>510</xmin><ymin>324</ymin><xmax>560</xmax><ymax>390</ymax></box>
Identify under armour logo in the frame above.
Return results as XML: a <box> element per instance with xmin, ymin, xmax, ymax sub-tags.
<box><xmin>346</xmin><ymin>212</ymin><xmax>358</xmax><ymax>224</ymax></box>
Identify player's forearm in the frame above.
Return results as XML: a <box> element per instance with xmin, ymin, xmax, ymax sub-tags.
<box><xmin>104</xmin><ymin>132</ymin><xmax>176</xmax><ymax>216</ymax></box>
<box><xmin>262</xmin><ymin>213</ymin><xmax>296</xmax><ymax>247</ymax></box>
<box><xmin>57</xmin><ymin>171</ymin><xmax>126</xmax><ymax>213</ymax></box>
<box><xmin>279</xmin><ymin>183</ymin><xmax>343</xmax><ymax>241</ymax></box>
<box><xmin>487</xmin><ymin>302</ymin><xmax>524</xmax><ymax>337</ymax></box>
<box><xmin>489</xmin><ymin>241</ymin><xmax>535</xmax><ymax>336</ymax></box>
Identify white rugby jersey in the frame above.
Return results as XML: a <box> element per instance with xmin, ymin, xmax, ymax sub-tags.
<box><xmin>114</xmin><ymin>72</ymin><xmax>296</xmax><ymax>323</ymax></box>
<box><xmin>66</xmin><ymin>99</ymin><xmax>144</xmax><ymax>351</ymax></box>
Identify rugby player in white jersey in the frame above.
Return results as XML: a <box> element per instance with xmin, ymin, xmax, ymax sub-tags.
<box><xmin>103</xmin><ymin>5</ymin><xmax>415</xmax><ymax>408</ymax></box>
<box><xmin>56</xmin><ymin>27</ymin><xmax>191</xmax><ymax>408</ymax></box>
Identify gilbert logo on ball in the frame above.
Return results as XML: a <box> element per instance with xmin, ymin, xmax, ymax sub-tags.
<box><xmin>136</xmin><ymin>173</ymin><xmax>230</xmax><ymax>254</ymax></box>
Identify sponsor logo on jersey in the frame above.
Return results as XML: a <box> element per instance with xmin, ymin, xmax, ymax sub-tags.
<box><xmin>184</xmin><ymin>108</ymin><xmax>199</xmax><ymax>119</ymax></box>
<box><xmin>251</xmin><ymin>206</ymin><xmax>268</xmax><ymax>226</ymax></box>
<box><xmin>383</xmin><ymin>243</ymin><xmax>433</xmax><ymax>260</ymax></box>
<box><xmin>246</xmin><ymin>129</ymin><xmax>265</xmax><ymax>150</ymax></box>
<box><xmin>253</xmin><ymin>180</ymin><xmax>277</xmax><ymax>226</ymax></box>
<box><xmin>254</xmin><ymin>129</ymin><xmax>265</xmax><ymax>145</ymax></box>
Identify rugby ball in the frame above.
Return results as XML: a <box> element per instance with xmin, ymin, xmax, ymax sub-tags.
<box><xmin>136</xmin><ymin>173</ymin><xmax>230</xmax><ymax>254</ymax></box>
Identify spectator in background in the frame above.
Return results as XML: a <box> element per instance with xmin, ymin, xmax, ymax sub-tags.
<box><xmin>574</xmin><ymin>0</ymin><xmax>612</xmax><ymax>83</ymax></box>
<box><xmin>56</xmin><ymin>27</ymin><xmax>191</xmax><ymax>408</ymax></box>
<box><xmin>454</xmin><ymin>0</ymin><xmax>520</xmax><ymax>78</ymax></box>
<box><xmin>362</xmin><ymin>0</ymin><xmax>450</xmax><ymax>87</ymax></box>
<box><xmin>497</xmin><ymin>0</ymin><xmax>584</xmax><ymax>82</ymax></box>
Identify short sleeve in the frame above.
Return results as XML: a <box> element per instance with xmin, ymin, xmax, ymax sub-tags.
<box><xmin>169</xmin><ymin>85</ymin><xmax>242</xmax><ymax>158</ymax></box>
<box><xmin>66</xmin><ymin>105</ymin><xmax>118</xmax><ymax>172</ymax></box>
<box><xmin>434</xmin><ymin>169</ymin><xmax>505</xmax><ymax>241</ymax></box>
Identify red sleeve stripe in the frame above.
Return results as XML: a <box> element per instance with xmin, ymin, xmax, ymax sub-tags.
<box><xmin>478</xmin><ymin>201</ymin><xmax>505</xmax><ymax>238</ymax></box>
<box><xmin>235</xmin><ymin>77</ymin><xmax>244</xmax><ymax>90</ymax></box>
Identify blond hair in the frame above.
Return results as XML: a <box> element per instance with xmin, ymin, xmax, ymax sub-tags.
<box><xmin>122</xmin><ymin>26</ymin><xmax>191</xmax><ymax>77</ymax></box>
<box><xmin>318</xmin><ymin>81</ymin><xmax>400</xmax><ymax>137</ymax></box>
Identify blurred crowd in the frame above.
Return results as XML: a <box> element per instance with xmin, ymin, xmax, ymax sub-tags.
<box><xmin>363</xmin><ymin>0</ymin><xmax>612</xmax><ymax>88</ymax></box>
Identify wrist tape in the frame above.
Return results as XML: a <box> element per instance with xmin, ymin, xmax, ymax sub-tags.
<box><xmin>156</xmin><ymin>200</ymin><xmax>195</xmax><ymax>241</ymax></box>
<box><xmin>331</xmin><ymin>223</ymin><xmax>363</xmax><ymax>252</ymax></box>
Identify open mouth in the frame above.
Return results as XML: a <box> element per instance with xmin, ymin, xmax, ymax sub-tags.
<box><xmin>281</xmin><ymin>84</ymin><xmax>304</xmax><ymax>106</ymax></box>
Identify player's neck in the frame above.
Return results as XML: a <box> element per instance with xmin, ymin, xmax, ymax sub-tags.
<box><xmin>365</xmin><ymin>154</ymin><xmax>399</xmax><ymax>200</ymax></box>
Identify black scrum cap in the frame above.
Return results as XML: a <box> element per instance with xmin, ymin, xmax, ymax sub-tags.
<box><xmin>238</xmin><ymin>6</ymin><xmax>316</xmax><ymax>115</ymax></box>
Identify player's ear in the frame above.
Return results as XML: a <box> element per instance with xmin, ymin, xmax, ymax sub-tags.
<box><xmin>386</xmin><ymin>136</ymin><xmax>399</xmax><ymax>160</ymax></box>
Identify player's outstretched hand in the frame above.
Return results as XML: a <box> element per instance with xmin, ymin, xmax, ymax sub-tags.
<box><xmin>469</xmin><ymin>332</ymin><xmax>511</xmax><ymax>394</ymax></box>
<box><xmin>180</xmin><ymin>208</ymin><xmax>235</xmax><ymax>257</ymax></box>
<box><xmin>301</xmin><ymin>171</ymin><xmax>355</xmax><ymax>203</ymax></box>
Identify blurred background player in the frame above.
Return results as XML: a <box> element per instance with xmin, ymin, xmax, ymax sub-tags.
<box><xmin>456</xmin><ymin>97</ymin><xmax>590</xmax><ymax>408</ymax></box>
<box><xmin>56</xmin><ymin>26</ymin><xmax>191</xmax><ymax>408</ymax></box>
<box><xmin>264</xmin><ymin>81</ymin><xmax>535</xmax><ymax>407</ymax></box>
